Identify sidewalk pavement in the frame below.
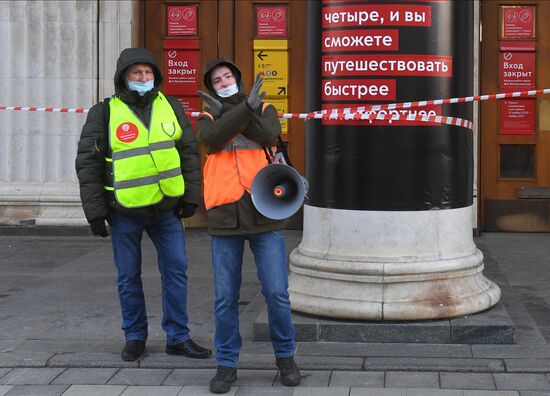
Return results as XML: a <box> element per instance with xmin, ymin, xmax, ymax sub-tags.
<box><xmin>1</xmin><ymin>229</ymin><xmax>550</xmax><ymax>395</ymax></box>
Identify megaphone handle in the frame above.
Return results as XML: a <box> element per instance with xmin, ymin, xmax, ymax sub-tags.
<box><xmin>262</xmin><ymin>146</ymin><xmax>274</xmax><ymax>164</ymax></box>
<box><xmin>277</xmin><ymin>135</ymin><xmax>293</xmax><ymax>168</ymax></box>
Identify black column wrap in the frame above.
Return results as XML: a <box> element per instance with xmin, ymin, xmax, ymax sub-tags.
<box><xmin>306</xmin><ymin>0</ymin><xmax>473</xmax><ymax>211</ymax></box>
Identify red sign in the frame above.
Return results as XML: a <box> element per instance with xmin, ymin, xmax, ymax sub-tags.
<box><xmin>502</xmin><ymin>6</ymin><xmax>535</xmax><ymax>39</ymax></box>
<box><xmin>322</xmin><ymin>79</ymin><xmax>396</xmax><ymax>101</ymax></box>
<box><xmin>322</xmin><ymin>54</ymin><xmax>452</xmax><ymax>77</ymax></box>
<box><xmin>499</xmin><ymin>44</ymin><xmax>535</xmax><ymax>92</ymax></box>
<box><xmin>116</xmin><ymin>122</ymin><xmax>139</xmax><ymax>143</ymax></box>
<box><xmin>176</xmin><ymin>96</ymin><xmax>200</xmax><ymax>112</ymax></box>
<box><xmin>256</xmin><ymin>6</ymin><xmax>287</xmax><ymax>37</ymax></box>
<box><xmin>177</xmin><ymin>96</ymin><xmax>201</xmax><ymax>132</ymax></box>
<box><xmin>500</xmin><ymin>99</ymin><xmax>535</xmax><ymax>135</ymax></box>
<box><xmin>167</xmin><ymin>5</ymin><xmax>197</xmax><ymax>36</ymax></box>
<box><xmin>322</xmin><ymin>29</ymin><xmax>399</xmax><ymax>52</ymax></box>
<box><xmin>322</xmin><ymin>5</ymin><xmax>432</xmax><ymax>28</ymax></box>
<box><xmin>163</xmin><ymin>40</ymin><xmax>200</xmax><ymax>95</ymax></box>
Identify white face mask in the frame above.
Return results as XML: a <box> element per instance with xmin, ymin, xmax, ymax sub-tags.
<box><xmin>127</xmin><ymin>79</ymin><xmax>154</xmax><ymax>96</ymax></box>
<box><xmin>216</xmin><ymin>84</ymin><xmax>238</xmax><ymax>98</ymax></box>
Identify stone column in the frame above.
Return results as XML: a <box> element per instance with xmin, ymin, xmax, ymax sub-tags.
<box><xmin>288</xmin><ymin>0</ymin><xmax>500</xmax><ymax>320</ymax></box>
<box><xmin>0</xmin><ymin>0</ymin><xmax>134</xmax><ymax>226</ymax></box>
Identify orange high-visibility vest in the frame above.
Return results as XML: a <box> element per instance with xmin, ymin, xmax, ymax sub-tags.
<box><xmin>202</xmin><ymin>108</ymin><xmax>274</xmax><ymax>210</ymax></box>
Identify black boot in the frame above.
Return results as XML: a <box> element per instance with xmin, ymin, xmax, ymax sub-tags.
<box><xmin>121</xmin><ymin>340</ymin><xmax>146</xmax><ymax>361</ymax></box>
<box><xmin>166</xmin><ymin>338</ymin><xmax>212</xmax><ymax>359</ymax></box>
<box><xmin>276</xmin><ymin>356</ymin><xmax>301</xmax><ymax>386</ymax></box>
<box><xmin>209</xmin><ymin>365</ymin><xmax>237</xmax><ymax>394</ymax></box>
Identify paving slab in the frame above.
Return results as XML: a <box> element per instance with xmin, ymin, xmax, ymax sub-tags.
<box><xmin>162</xmin><ymin>368</ymin><xmax>215</xmax><ymax>386</ymax></box>
<box><xmin>293</xmin><ymin>355</ymin><xmax>363</xmax><ymax>371</ymax></box>
<box><xmin>0</xmin><ymin>342</ymin><xmax>22</xmax><ymax>354</ymax></box>
<box><xmin>107</xmin><ymin>368</ymin><xmax>171</xmax><ymax>386</ymax></box>
<box><xmin>505</xmin><ymin>358</ymin><xmax>550</xmax><ymax>373</ymax></box>
<box><xmin>296</xmin><ymin>342</ymin><xmax>472</xmax><ymax>358</ymax></box>
<box><xmin>233</xmin><ymin>369</ymin><xmax>277</xmax><ymax>387</ymax></box>
<box><xmin>292</xmin><ymin>387</ymin><xmax>350</xmax><ymax>396</ymax></box>
<box><xmin>384</xmin><ymin>371</ymin><xmax>439</xmax><ymax>388</ymax></box>
<box><xmin>233</xmin><ymin>387</ymin><xmax>293</xmax><ymax>395</ymax></box>
<box><xmin>178</xmin><ymin>386</ymin><xmax>236</xmax><ymax>395</ymax></box>
<box><xmin>47</xmin><ymin>353</ymin><xmax>138</xmax><ymax>368</ymax></box>
<box><xmin>273</xmin><ymin>370</ymin><xmax>330</xmax><ymax>387</ymax></box>
<box><xmin>406</xmin><ymin>389</ymin><xmax>462</xmax><ymax>396</ymax></box>
<box><xmin>519</xmin><ymin>391</ymin><xmax>550</xmax><ymax>396</ymax></box>
<box><xmin>2</xmin><ymin>385</ymin><xmax>68</xmax><ymax>395</ymax></box>
<box><xmin>138</xmin><ymin>354</ymin><xmax>215</xmax><ymax>369</ymax></box>
<box><xmin>363</xmin><ymin>357</ymin><xmax>505</xmax><ymax>372</ymax></box>
<box><xmin>0</xmin><ymin>371</ymin><xmax>10</xmax><ymax>380</ymax></box>
<box><xmin>472</xmin><ymin>345</ymin><xmax>550</xmax><ymax>359</ymax></box>
<box><xmin>329</xmin><ymin>371</ymin><xmax>384</xmax><ymax>387</ymax></box>
<box><xmin>439</xmin><ymin>372</ymin><xmax>495</xmax><ymax>390</ymax></box>
<box><xmin>51</xmin><ymin>368</ymin><xmax>117</xmax><ymax>385</ymax></box>
<box><xmin>60</xmin><ymin>384</ymin><xmax>127</xmax><ymax>396</ymax></box>
<box><xmin>0</xmin><ymin>368</ymin><xmax>64</xmax><ymax>385</ymax></box>
<box><xmin>350</xmin><ymin>389</ymin><xmax>407</xmax><ymax>396</ymax></box>
<box><xmin>462</xmin><ymin>392</ymin><xmax>518</xmax><ymax>396</ymax></box>
<box><xmin>119</xmin><ymin>385</ymin><xmax>182</xmax><ymax>395</ymax></box>
<box><xmin>494</xmin><ymin>373</ymin><xmax>550</xmax><ymax>391</ymax></box>
<box><xmin>11</xmin><ymin>340</ymin><xmax>126</xmax><ymax>354</ymax></box>
<box><xmin>0</xmin><ymin>352</ymin><xmax>52</xmax><ymax>368</ymax></box>
<box><xmin>0</xmin><ymin>386</ymin><xmax>10</xmax><ymax>396</ymax></box>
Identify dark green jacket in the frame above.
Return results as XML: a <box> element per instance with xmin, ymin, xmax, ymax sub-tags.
<box><xmin>196</xmin><ymin>58</ymin><xmax>283</xmax><ymax>235</ymax></box>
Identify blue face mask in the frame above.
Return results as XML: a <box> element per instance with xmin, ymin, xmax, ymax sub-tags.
<box><xmin>127</xmin><ymin>79</ymin><xmax>154</xmax><ymax>96</ymax></box>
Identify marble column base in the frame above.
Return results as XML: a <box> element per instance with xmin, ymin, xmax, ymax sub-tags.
<box><xmin>289</xmin><ymin>247</ymin><xmax>500</xmax><ymax>320</ymax></box>
<box><xmin>288</xmin><ymin>205</ymin><xmax>501</xmax><ymax>321</ymax></box>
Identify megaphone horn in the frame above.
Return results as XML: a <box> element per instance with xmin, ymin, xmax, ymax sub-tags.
<box><xmin>251</xmin><ymin>163</ymin><xmax>309</xmax><ymax>220</ymax></box>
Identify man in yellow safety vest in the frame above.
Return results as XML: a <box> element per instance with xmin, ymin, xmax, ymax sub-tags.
<box><xmin>76</xmin><ymin>48</ymin><xmax>211</xmax><ymax>362</ymax></box>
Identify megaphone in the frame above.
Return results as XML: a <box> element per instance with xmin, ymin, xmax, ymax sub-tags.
<box><xmin>251</xmin><ymin>163</ymin><xmax>309</xmax><ymax>220</ymax></box>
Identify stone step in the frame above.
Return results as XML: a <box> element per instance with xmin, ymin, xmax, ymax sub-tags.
<box><xmin>253</xmin><ymin>301</ymin><xmax>515</xmax><ymax>344</ymax></box>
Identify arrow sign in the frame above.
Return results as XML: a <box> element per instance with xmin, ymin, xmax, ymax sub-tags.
<box><xmin>257</xmin><ymin>51</ymin><xmax>267</xmax><ymax>61</ymax></box>
<box><xmin>278</xmin><ymin>87</ymin><xmax>286</xmax><ymax>95</ymax></box>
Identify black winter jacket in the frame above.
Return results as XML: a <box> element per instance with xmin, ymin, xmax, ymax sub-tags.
<box><xmin>196</xmin><ymin>58</ymin><xmax>283</xmax><ymax>235</ymax></box>
<box><xmin>75</xmin><ymin>48</ymin><xmax>200</xmax><ymax>222</ymax></box>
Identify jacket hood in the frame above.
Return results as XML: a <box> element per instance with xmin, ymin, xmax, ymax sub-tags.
<box><xmin>203</xmin><ymin>58</ymin><xmax>244</xmax><ymax>99</ymax></box>
<box><xmin>114</xmin><ymin>48</ymin><xmax>163</xmax><ymax>95</ymax></box>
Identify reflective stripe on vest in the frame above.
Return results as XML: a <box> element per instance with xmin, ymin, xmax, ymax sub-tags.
<box><xmin>202</xmin><ymin>103</ymin><xmax>275</xmax><ymax>210</ymax></box>
<box><xmin>108</xmin><ymin>92</ymin><xmax>185</xmax><ymax>208</ymax></box>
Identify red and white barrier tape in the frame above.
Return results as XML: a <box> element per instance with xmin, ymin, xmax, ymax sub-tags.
<box><xmin>1</xmin><ymin>88</ymin><xmax>548</xmax><ymax>129</ymax></box>
<box><xmin>277</xmin><ymin>88</ymin><xmax>550</xmax><ymax>120</ymax></box>
<box><xmin>0</xmin><ymin>106</ymin><xmax>88</xmax><ymax>113</ymax></box>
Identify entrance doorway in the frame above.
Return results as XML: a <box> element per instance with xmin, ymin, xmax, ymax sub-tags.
<box><xmin>140</xmin><ymin>0</ymin><xmax>307</xmax><ymax>227</ymax></box>
<box><xmin>480</xmin><ymin>0</ymin><xmax>550</xmax><ymax>232</ymax></box>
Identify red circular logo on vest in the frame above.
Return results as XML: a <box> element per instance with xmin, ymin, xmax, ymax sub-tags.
<box><xmin>116</xmin><ymin>122</ymin><xmax>139</xmax><ymax>143</ymax></box>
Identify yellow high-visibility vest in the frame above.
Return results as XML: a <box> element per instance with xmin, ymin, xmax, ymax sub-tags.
<box><xmin>108</xmin><ymin>92</ymin><xmax>185</xmax><ymax>208</ymax></box>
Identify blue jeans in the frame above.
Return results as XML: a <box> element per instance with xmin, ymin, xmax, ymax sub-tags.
<box><xmin>211</xmin><ymin>230</ymin><xmax>296</xmax><ymax>367</ymax></box>
<box><xmin>110</xmin><ymin>210</ymin><xmax>190</xmax><ymax>345</ymax></box>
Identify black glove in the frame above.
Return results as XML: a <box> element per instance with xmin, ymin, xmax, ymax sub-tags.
<box><xmin>247</xmin><ymin>73</ymin><xmax>266</xmax><ymax>110</ymax></box>
<box><xmin>90</xmin><ymin>215</ymin><xmax>111</xmax><ymax>237</ymax></box>
<box><xmin>198</xmin><ymin>90</ymin><xmax>223</xmax><ymax>118</ymax></box>
<box><xmin>175</xmin><ymin>202</ymin><xmax>197</xmax><ymax>219</ymax></box>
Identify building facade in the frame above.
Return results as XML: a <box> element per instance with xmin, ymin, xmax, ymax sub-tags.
<box><xmin>0</xmin><ymin>0</ymin><xmax>548</xmax><ymax>232</ymax></box>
